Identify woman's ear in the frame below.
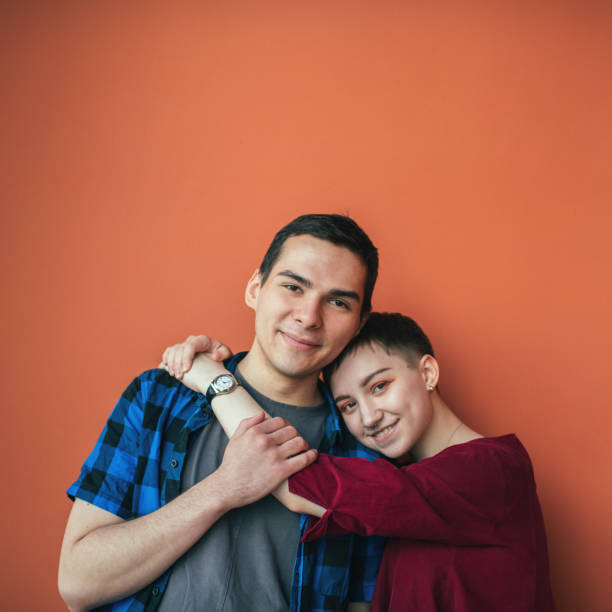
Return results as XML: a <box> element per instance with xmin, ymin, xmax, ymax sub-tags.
<box><xmin>245</xmin><ymin>269</ymin><xmax>262</xmax><ymax>310</ymax></box>
<box><xmin>419</xmin><ymin>354</ymin><xmax>440</xmax><ymax>391</ymax></box>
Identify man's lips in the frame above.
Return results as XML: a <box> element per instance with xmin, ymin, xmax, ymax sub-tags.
<box><xmin>279</xmin><ymin>330</ymin><xmax>322</xmax><ymax>351</ymax></box>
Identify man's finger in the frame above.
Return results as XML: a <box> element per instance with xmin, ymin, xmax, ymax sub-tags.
<box><xmin>278</xmin><ymin>436</ymin><xmax>309</xmax><ymax>457</ymax></box>
<box><xmin>267</xmin><ymin>425</ymin><xmax>301</xmax><ymax>445</ymax></box>
<box><xmin>233</xmin><ymin>412</ymin><xmax>267</xmax><ymax>436</ymax></box>
<box><xmin>284</xmin><ymin>449</ymin><xmax>318</xmax><ymax>474</ymax></box>
<box><xmin>252</xmin><ymin>416</ymin><xmax>292</xmax><ymax>435</ymax></box>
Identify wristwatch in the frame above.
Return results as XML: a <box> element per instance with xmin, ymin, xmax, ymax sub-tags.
<box><xmin>205</xmin><ymin>373</ymin><xmax>240</xmax><ymax>405</ymax></box>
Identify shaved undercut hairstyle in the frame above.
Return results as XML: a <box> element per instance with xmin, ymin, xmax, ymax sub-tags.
<box><xmin>258</xmin><ymin>214</ymin><xmax>379</xmax><ymax>317</ymax></box>
<box><xmin>323</xmin><ymin>312</ymin><xmax>435</xmax><ymax>384</ymax></box>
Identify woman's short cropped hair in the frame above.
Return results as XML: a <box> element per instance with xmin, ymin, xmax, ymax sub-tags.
<box><xmin>323</xmin><ymin>312</ymin><xmax>435</xmax><ymax>383</ymax></box>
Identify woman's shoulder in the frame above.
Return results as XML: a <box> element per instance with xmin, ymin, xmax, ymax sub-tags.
<box><xmin>441</xmin><ymin>434</ymin><xmax>535</xmax><ymax>488</ymax></box>
<box><xmin>465</xmin><ymin>434</ymin><xmax>530</xmax><ymax>459</ymax></box>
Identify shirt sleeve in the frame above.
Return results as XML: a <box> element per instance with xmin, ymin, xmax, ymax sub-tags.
<box><xmin>66</xmin><ymin>375</ymin><xmax>146</xmax><ymax>519</ymax></box>
<box><xmin>290</xmin><ymin>439</ymin><xmax>529</xmax><ymax>546</ymax></box>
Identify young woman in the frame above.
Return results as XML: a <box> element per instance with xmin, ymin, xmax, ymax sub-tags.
<box><xmin>162</xmin><ymin>313</ymin><xmax>555</xmax><ymax>611</ymax></box>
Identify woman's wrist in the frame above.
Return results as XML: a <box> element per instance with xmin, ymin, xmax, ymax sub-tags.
<box><xmin>183</xmin><ymin>355</ymin><xmax>230</xmax><ymax>395</ymax></box>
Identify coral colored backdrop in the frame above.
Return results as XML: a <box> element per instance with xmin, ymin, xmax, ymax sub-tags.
<box><xmin>2</xmin><ymin>2</ymin><xmax>611</xmax><ymax>610</ymax></box>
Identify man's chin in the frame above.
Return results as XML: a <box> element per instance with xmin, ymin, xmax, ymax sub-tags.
<box><xmin>276</xmin><ymin>364</ymin><xmax>322</xmax><ymax>380</ymax></box>
<box><xmin>270</xmin><ymin>354</ymin><xmax>328</xmax><ymax>380</ymax></box>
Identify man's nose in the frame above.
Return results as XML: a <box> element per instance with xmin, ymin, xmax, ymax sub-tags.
<box><xmin>293</xmin><ymin>296</ymin><xmax>322</xmax><ymax>328</ymax></box>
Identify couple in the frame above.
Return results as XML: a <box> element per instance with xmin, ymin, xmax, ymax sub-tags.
<box><xmin>59</xmin><ymin>214</ymin><xmax>555</xmax><ymax>611</ymax></box>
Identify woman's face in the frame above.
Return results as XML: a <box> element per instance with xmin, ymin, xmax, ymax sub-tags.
<box><xmin>330</xmin><ymin>343</ymin><xmax>435</xmax><ymax>462</ymax></box>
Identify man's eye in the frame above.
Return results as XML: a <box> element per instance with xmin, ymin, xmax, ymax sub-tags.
<box><xmin>330</xmin><ymin>298</ymin><xmax>349</xmax><ymax>310</ymax></box>
<box><xmin>283</xmin><ymin>284</ymin><xmax>301</xmax><ymax>292</ymax></box>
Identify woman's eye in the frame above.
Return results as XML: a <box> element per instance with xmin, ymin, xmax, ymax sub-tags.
<box><xmin>338</xmin><ymin>401</ymin><xmax>356</xmax><ymax>413</ymax></box>
<box><xmin>372</xmin><ymin>381</ymin><xmax>388</xmax><ymax>393</ymax></box>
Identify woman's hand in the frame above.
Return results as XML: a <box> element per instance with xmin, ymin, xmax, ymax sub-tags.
<box><xmin>160</xmin><ymin>335</ymin><xmax>233</xmax><ymax>379</ymax></box>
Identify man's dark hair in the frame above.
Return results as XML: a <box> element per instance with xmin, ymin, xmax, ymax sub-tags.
<box><xmin>259</xmin><ymin>214</ymin><xmax>378</xmax><ymax>316</ymax></box>
<box><xmin>323</xmin><ymin>312</ymin><xmax>435</xmax><ymax>383</ymax></box>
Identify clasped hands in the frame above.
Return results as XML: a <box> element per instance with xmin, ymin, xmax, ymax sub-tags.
<box><xmin>159</xmin><ymin>335</ymin><xmax>317</xmax><ymax>507</ymax></box>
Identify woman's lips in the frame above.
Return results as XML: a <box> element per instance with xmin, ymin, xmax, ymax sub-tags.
<box><xmin>369</xmin><ymin>420</ymin><xmax>399</xmax><ymax>443</ymax></box>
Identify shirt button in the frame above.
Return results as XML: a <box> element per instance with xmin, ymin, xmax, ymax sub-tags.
<box><xmin>170</xmin><ymin>459</ymin><xmax>178</xmax><ymax>468</ymax></box>
<box><xmin>152</xmin><ymin>587</ymin><xmax>160</xmax><ymax>597</ymax></box>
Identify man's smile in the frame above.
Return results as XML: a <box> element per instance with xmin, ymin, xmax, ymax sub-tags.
<box><xmin>279</xmin><ymin>330</ymin><xmax>323</xmax><ymax>351</ymax></box>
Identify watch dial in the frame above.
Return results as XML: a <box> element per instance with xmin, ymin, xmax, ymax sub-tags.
<box><xmin>216</xmin><ymin>375</ymin><xmax>233</xmax><ymax>392</ymax></box>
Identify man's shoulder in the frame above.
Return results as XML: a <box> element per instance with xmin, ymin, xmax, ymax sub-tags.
<box><xmin>122</xmin><ymin>368</ymin><xmax>199</xmax><ymax>399</ymax></box>
<box><xmin>66</xmin><ymin>369</ymin><xmax>207</xmax><ymax>514</ymax></box>
<box><xmin>111</xmin><ymin>368</ymin><xmax>205</xmax><ymax>426</ymax></box>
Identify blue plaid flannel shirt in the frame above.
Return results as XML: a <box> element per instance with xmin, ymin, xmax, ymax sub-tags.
<box><xmin>67</xmin><ymin>352</ymin><xmax>385</xmax><ymax>612</ymax></box>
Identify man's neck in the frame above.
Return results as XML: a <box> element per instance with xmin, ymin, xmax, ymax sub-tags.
<box><xmin>237</xmin><ymin>348</ymin><xmax>324</xmax><ymax>407</ymax></box>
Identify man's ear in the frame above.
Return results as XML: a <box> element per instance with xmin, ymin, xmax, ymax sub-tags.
<box><xmin>355</xmin><ymin>312</ymin><xmax>370</xmax><ymax>337</ymax></box>
<box><xmin>419</xmin><ymin>354</ymin><xmax>440</xmax><ymax>390</ymax></box>
<box><xmin>245</xmin><ymin>269</ymin><xmax>262</xmax><ymax>311</ymax></box>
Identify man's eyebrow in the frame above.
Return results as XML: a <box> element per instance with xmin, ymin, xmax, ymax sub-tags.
<box><xmin>329</xmin><ymin>288</ymin><xmax>361</xmax><ymax>303</ymax></box>
<box><xmin>276</xmin><ymin>270</ymin><xmax>312</xmax><ymax>288</ymax></box>
<box><xmin>334</xmin><ymin>367</ymin><xmax>392</xmax><ymax>402</ymax></box>
<box><xmin>276</xmin><ymin>270</ymin><xmax>361</xmax><ymax>303</ymax></box>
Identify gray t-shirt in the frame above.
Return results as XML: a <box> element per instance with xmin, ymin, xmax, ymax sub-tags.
<box><xmin>159</xmin><ymin>369</ymin><xmax>328</xmax><ymax>611</ymax></box>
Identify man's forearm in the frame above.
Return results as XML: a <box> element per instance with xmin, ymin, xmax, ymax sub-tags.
<box><xmin>59</xmin><ymin>469</ymin><xmax>235</xmax><ymax>611</ymax></box>
<box><xmin>59</xmin><ymin>388</ymin><xmax>315</xmax><ymax>611</ymax></box>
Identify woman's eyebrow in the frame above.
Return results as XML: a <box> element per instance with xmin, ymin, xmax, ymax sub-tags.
<box><xmin>334</xmin><ymin>367</ymin><xmax>392</xmax><ymax>402</ymax></box>
<box><xmin>359</xmin><ymin>367</ymin><xmax>392</xmax><ymax>388</ymax></box>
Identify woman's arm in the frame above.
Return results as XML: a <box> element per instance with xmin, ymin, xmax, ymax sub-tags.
<box><xmin>289</xmin><ymin>446</ymin><xmax>523</xmax><ymax>546</ymax></box>
<box><xmin>161</xmin><ymin>338</ymin><xmax>519</xmax><ymax>546</ymax></box>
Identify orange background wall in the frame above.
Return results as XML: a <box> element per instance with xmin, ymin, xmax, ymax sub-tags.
<box><xmin>2</xmin><ymin>2</ymin><xmax>611</xmax><ymax>610</ymax></box>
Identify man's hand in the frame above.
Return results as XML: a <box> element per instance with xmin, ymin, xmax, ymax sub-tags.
<box><xmin>217</xmin><ymin>412</ymin><xmax>318</xmax><ymax>508</ymax></box>
<box><xmin>161</xmin><ymin>335</ymin><xmax>232</xmax><ymax>379</ymax></box>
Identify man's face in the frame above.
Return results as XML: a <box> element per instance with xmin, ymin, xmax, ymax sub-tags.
<box><xmin>246</xmin><ymin>234</ymin><xmax>367</xmax><ymax>383</ymax></box>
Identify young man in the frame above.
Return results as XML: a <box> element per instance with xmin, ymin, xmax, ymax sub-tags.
<box><xmin>58</xmin><ymin>214</ymin><xmax>384</xmax><ymax>612</ymax></box>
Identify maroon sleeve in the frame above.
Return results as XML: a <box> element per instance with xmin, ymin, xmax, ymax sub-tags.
<box><xmin>289</xmin><ymin>437</ymin><xmax>531</xmax><ymax>545</ymax></box>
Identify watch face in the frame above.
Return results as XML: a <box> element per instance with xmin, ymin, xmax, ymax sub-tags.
<box><xmin>214</xmin><ymin>375</ymin><xmax>235</xmax><ymax>393</ymax></box>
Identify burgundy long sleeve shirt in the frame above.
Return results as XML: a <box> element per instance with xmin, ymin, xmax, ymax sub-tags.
<box><xmin>289</xmin><ymin>435</ymin><xmax>555</xmax><ymax>611</ymax></box>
